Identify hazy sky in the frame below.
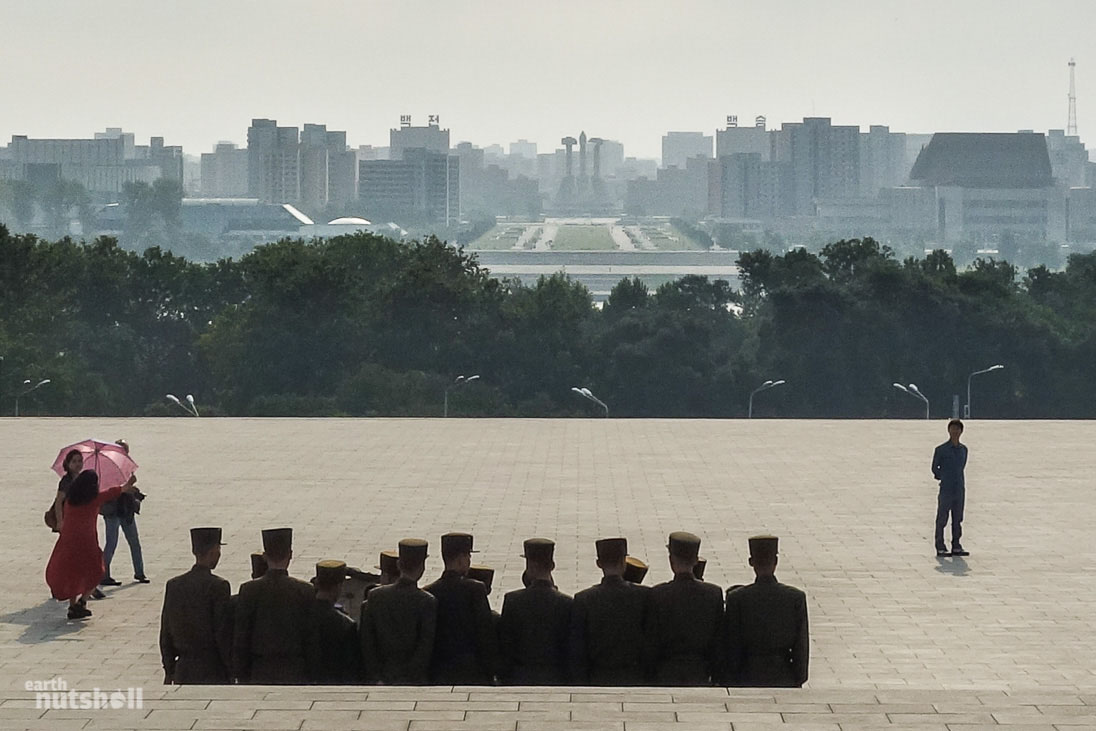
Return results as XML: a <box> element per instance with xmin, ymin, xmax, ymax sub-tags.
<box><xmin>4</xmin><ymin>0</ymin><xmax>1096</xmax><ymax>159</ymax></box>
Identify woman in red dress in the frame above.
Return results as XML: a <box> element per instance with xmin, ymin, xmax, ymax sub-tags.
<box><xmin>45</xmin><ymin>470</ymin><xmax>139</xmax><ymax>619</ymax></box>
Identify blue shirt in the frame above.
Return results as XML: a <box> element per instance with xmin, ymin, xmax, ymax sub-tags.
<box><xmin>931</xmin><ymin>441</ymin><xmax>967</xmax><ymax>490</ymax></box>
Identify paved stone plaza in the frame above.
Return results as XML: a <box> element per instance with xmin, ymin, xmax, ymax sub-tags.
<box><xmin>1</xmin><ymin>418</ymin><xmax>1094</xmax><ymax>729</ymax></box>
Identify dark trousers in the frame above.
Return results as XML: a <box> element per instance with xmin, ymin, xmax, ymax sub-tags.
<box><xmin>935</xmin><ymin>487</ymin><xmax>965</xmax><ymax>550</ymax></box>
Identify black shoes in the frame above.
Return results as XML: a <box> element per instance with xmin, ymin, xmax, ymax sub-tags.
<box><xmin>135</xmin><ymin>576</ymin><xmax>150</xmax><ymax>584</ymax></box>
<box><xmin>100</xmin><ymin>577</ymin><xmax>121</xmax><ymax>587</ymax></box>
<box><xmin>936</xmin><ymin>548</ymin><xmax>951</xmax><ymax>557</ymax></box>
<box><xmin>90</xmin><ymin>588</ymin><xmax>105</xmax><ymax>600</ymax></box>
<box><xmin>67</xmin><ymin>605</ymin><xmax>92</xmax><ymax>620</ymax></box>
<box><xmin>951</xmin><ymin>547</ymin><xmax>970</xmax><ymax>557</ymax></box>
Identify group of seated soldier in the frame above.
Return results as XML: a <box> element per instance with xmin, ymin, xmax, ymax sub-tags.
<box><xmin>159</xmin><ymin>527</ymin><xmax>808</xmax><ymax>687</ymax></box>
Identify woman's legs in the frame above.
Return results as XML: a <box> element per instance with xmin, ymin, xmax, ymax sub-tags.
<box><xmin>120</xmin><ymin>518</ymin><xmax>146</xmax><ymax>579</ymax></box>
<box><xmin>102</xmin><ymin>515</ymin><xmax>121</xmax><ymax>582</ymax></box>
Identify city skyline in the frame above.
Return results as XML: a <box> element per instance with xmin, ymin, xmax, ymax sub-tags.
<box><xmin>3</xmin><ymin>1</ymin><xmax>1096</xmax><ymax>159</ymax></box>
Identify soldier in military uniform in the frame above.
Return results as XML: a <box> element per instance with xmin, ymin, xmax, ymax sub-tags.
<box><xmin>722</xmin><ymin>535</ymin><xmax>809</xmax><ymax>688</ymax></box>
<box><xmin>232</xmin><ymin>528</ymin><xmax>315</xmax><ymax>684</ymax></box>
<box><xmin>498</xmin><ymin>538</ymin><xmax>573</xmax><ymax>685</ymax></box>
<box><xmin>645</xmin><ymin>532</ymin><xmax>724</xmax><ymax>686</ymax></box>
<box><xmin>306</xmin><ymin>560</ymin><xmax>361</xmax><ymax>684</ymax></box>
<box><xmin>623</xmin><ymin>556</ymin><xmax>649</xmax><ymax>584</ymax></box>
<box><xmin>360</xmin><ymin>539</ymin><xmax>437</xmax><ymax>684</ymax></box>
<box><xmin>159</xmin><ymin>527</ymin><xmax>231</xmax><ymax>684</ymax></box>
<box><xmin>468</xmin><ymin>565</ymin><xmax>501</xmax><ymax>639</ymax></box>
<box><xmin>354</xmin><ymin>550</ymin><xmax>399</xmax><ymax>627</ymax></box>
<box><xmin>569</xmin><ymin>537</ymin><xmax>651</xmax><ymax>685</ymax></box>
<box><xmin>424</xmin><ymin>533</ymin><xmax>498</xmax><ymax>684</ymax></box>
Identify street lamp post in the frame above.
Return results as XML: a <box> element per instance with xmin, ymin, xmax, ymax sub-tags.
<box><xmin>15</xmin><ymin>378</ymin><xmax>50</xmax><ymax>417</ymax></box>
<box><xmin>166</xmin><ymin>393</ymin><xmax>198</xmax><ymax>417</ymax></box>
<box><xmin>444</xmin><ymin>375</ymin><xmax>479</xmax><ymax>417</ymax></box>
<box><xmin>186</xmin><ymin>394</ymin><xmax>200</xmax><ymax>417</ymax></box>
<box><xmin>893</xmin><ymin>382</ymin><xmax>930</xmax><ymax>420</ymax></box>
<box><xmin>571</xmin><ymin>386</ymin><xmax>609</xmax><ymax>417</ymax></box>
<box><xmin>965</xmin><ymin>364</ymin><xmax>1004</xmax><ymax>419</ymax></box>
<box><xmin>748</xmin><ymin>379</ymin><xmax>786</xmax><ymax>418</ymax></box>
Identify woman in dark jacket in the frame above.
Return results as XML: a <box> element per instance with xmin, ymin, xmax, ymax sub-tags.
<box><xmin>100</xmin><ymin>439</ymin><xmax>148</xmax><ymax>585</ymax></box>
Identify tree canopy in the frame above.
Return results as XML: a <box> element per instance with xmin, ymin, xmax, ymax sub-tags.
<box><xmin>2</xmin><ymin>225</ymin><xmax>1094</xmax><ymax>418</ymax></box>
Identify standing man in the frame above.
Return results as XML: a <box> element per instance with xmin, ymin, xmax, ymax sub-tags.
<box><xmin>722</xmin><ymin>535</ymin><xmax>809</xmax><ymax>687</ymax></box>
<box><xmin>306</xmin><ymin>560</ymin><xmax>361</xmax><ymax>684</ymax></box>
<box><xmin>360</xmin><ymin>539</ymin><xmax>437</xmax><ymax>684</ymax></box>
<box><xmin>932</xmin><ymin>419</ymin><xmax>970</xmax><ymax>557</ymax></box>
<box><xmin>100</xmin><ymin>439</ymin><xmax>149</xmax><ymax>586</ymax></box>
<box><xmin>645</xmin><ymin>532</ymin><xmax>724</xmax><ymax>686</ymax></box>
<box><xmin>498</xmin><ymin>538</ymin><xmax>573</xmax><ymax>685</ymax></box>
<box><xmin>425</xmin><ymin>532</ymin><xmax>498</xmax><ymax>684</ymax></box>
<box><xmin>232</xmin><ymin>528</ymin><xmax>315</xmax><ymax>684</ymax></box>
<box><xmin>569</xmin><ymin>537</ymin><xmax>650</xmax><ymax>685</ymax></box>
<box><xmin>159</xmin><ymin>527</ymin><xmax>231</xmax><ymax>684</ymax></box>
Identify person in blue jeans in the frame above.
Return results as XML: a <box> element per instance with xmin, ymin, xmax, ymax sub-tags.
<box><xmin>100</xmin><ymin>439</ymin><xmax>149</xmax><ymax>585</ymax></box>
<box><xmin>931</xmin><ymin>419</ymin><xmax>969</xmax><ymax>558</ymax></box>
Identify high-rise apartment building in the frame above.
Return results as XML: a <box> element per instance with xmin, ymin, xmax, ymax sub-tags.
<box><xmin>200</xmin><ymin>142</ymin><xmax>249</xmax><ymax>197</ymax></box>
<box><xmin>359</xmin><ymin>147</ymin><xmax>459</xmax><ymax>225</ymax></box>
<box><xmin>247</xmin><ymin>119</ymin><xmax>301</xmax><ymax>204</ymax></box>
<box><xmin>715</xmin><ymin>117</ymin><xmax>770</xmax><ymax>160</ymax></box>
<box><xmin>4</xmin><ymin>129</ymin><xmax>178</xmax><ymax>196</ymax></box>
<box><xmin>661</xmin><ymin>131</ymin><xmax>713</xmax><ymax>169</ymax></box>
<box><xmin>772</xmin><ymin>117</ymin><xmax>861</xmax><ymax>215</ymax></box>
<box><xmin>509</xmin><ymin>139</ymin><xmax>537</xmax><ymax>159</ymax></box>
<box><xmin>859</xmin><ymin>125</ymin><xmax>908</xmax><ymax>197</ymax></box>
<box><xmin>389</xmin><ymin>119</ymin><xmax>450</xmax><ymax>159</ymax></box>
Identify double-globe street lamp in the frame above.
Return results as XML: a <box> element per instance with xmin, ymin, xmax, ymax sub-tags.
<box><xmin>571</xmin><ymin>386</ymin><xmax>609</xmax><ymax>417</ymax></box>
<box><xmin>15</xmin><ymin>378</ymin><xmax>51</xmax><ymax>417</ymax></box>
<box><xmin>444</xmin><ymin>375</ymin><xmax>479</xmax><ymax>417</ymax></box>
<box><xmin>965</xmin><ymin>364</ymin><xmax>1004</xmax><ymax>419</ymax></box>
<box><xmin>748</xmin><ymin>379</ymin><xmax>786</xmax><ymax>418</ymax></box>
<box><xmin>166</xmin><ymin>393</ymin><xmax>200</xmax><ymax>417</ymax></box>
<box><xmin>893</xmin><ymin>382</ymin><xmax>930</xmax><ymax>420</ymax></box>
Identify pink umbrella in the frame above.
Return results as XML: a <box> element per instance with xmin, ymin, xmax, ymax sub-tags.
<box><xmin>51</xmin><ymin>439</ymin><xmax>138</xmax><ymax>490</ymax></box>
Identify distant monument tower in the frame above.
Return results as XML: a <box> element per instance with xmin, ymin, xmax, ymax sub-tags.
<box><xmin>561</xmin><ymin>136</ymin><xmax>577</xmax><ymax>177</ymax></box>
<box><xmin>579</xmin><ymin>131</ymin><xmax>588</xmax><ymax>180</ymax></box>
<box><xmin>1068</xmin><ymin>58</ymin><xmax>1079</xmax><ymax>136</ymax></box>
<box><xmin>588</xmin><ymin>137</ymin><xmax>607</xmax><ymax>201</ymax></box>
<box><xmin>558</xmin><ymin>136</ymin><xmax>577</xmax><ymax>202</ymax></box>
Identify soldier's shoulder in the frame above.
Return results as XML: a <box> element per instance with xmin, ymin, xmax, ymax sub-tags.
<box><xmin>574</xmin><ymin>584</ymin><xmax>600</xmax><ymax>602</ymax></box>
<box><xmin>776</xmin><ymin>582</ymin><xmax>807</xmax><ymax>600</ymax></box>
<box><xmin>208</xmin><ymin>573</ymin><xmax>231</xmax><ymax>593</ymax></box>
<box><xmin>501</xmin><ymin>587</ymin><xmax>527</xmax><ymax>607</ymax></box>
<box><xmin>237</xmin><ymin>577</ymin><xmax>263</xmax><ymax>597</ymax></box>
<box><xmin>699</xmin><ymin>580</ymin><xmax>723</xmax><ymax>598</ymax></box>
<box><xmin>164</xmin><ymin>572</ymin><xmax>187</xmax><ymax>591</ymax></box>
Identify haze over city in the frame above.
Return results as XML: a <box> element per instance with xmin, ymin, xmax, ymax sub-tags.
<box><xmin>3</xmin><ymin>0</ymin><xmax>1095</xmax><ymax>157</ymax></box>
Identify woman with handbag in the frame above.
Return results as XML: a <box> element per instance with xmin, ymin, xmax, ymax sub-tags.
<box><xmin>47</xmin><ymin>450</ymin><xmax>82</xmax><ymax>531</ymax></box>
<box><xmin>46</xmin><ymin>470</ymin><xmax>140</xmax><ymax>619</ymax></box>
<box><xmin>99</xmin><ymin>439</ymin><xmax>148</xmax><ymax>586</ymax></box>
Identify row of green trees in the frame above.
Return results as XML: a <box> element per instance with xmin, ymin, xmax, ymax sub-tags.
<box><xmin>2</xmin><ymin>224</ymin><xmax>1095</xmax><ymax>418</ymax></box>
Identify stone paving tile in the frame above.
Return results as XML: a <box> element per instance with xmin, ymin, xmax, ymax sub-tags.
<box><xmin>2</xmin><ymin>419</ymin><xmax>1095</xmax><ymax>730</ymax></box>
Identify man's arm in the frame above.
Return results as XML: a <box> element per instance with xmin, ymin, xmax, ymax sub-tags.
<box><xmin>232</xmin><ymin>585</ymin><xmax>255</xmax><ymax>683</ymax></box>
<box><xmin>409</xmin><ymin>594</ymin><xmax>437</xmax><ymax>682</ymax></box>
<box><xmin>211</xmin><ymin>580</ymin><xmax>232</xmax><ymax>678</ymax></box>
<box><xmin>567</xmin><ymin>594</ymin><xmax>589</xmax><ymax>685</ymax></box>
<box><xmin>159</xmin><ymin>584</ymin><xmax>178</xmax><ymax>684</ymax></box>
<box><xmin>472</xmin><ymin>583</ymin><xmax>500</xmax><ymax>679</ymax></box>
<box><xmin>792</xmin><ymin>592</ymin><xmax>810</xmax><ymax>688</ymax></box>
<box><xmin>359</xmin><ymin>602</ymin><xmax>380</xmax><ymax>683</ymax></box>
<box><xmin>931</xmin><ymin>445</ymin><xmax>943</xmax><ymax>480</ymax></box>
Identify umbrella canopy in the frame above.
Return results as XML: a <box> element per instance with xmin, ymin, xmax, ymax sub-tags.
<box><xmin>51</xmin><ymin>439</ymin><xmax>138</xmax><ymax>490</ymax></box>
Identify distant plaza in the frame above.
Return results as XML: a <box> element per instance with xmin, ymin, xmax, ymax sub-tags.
<box><xmin>2</xmin><ymin>418</ymin><xmax>1095</xmax><ymax>728</ymax></box>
